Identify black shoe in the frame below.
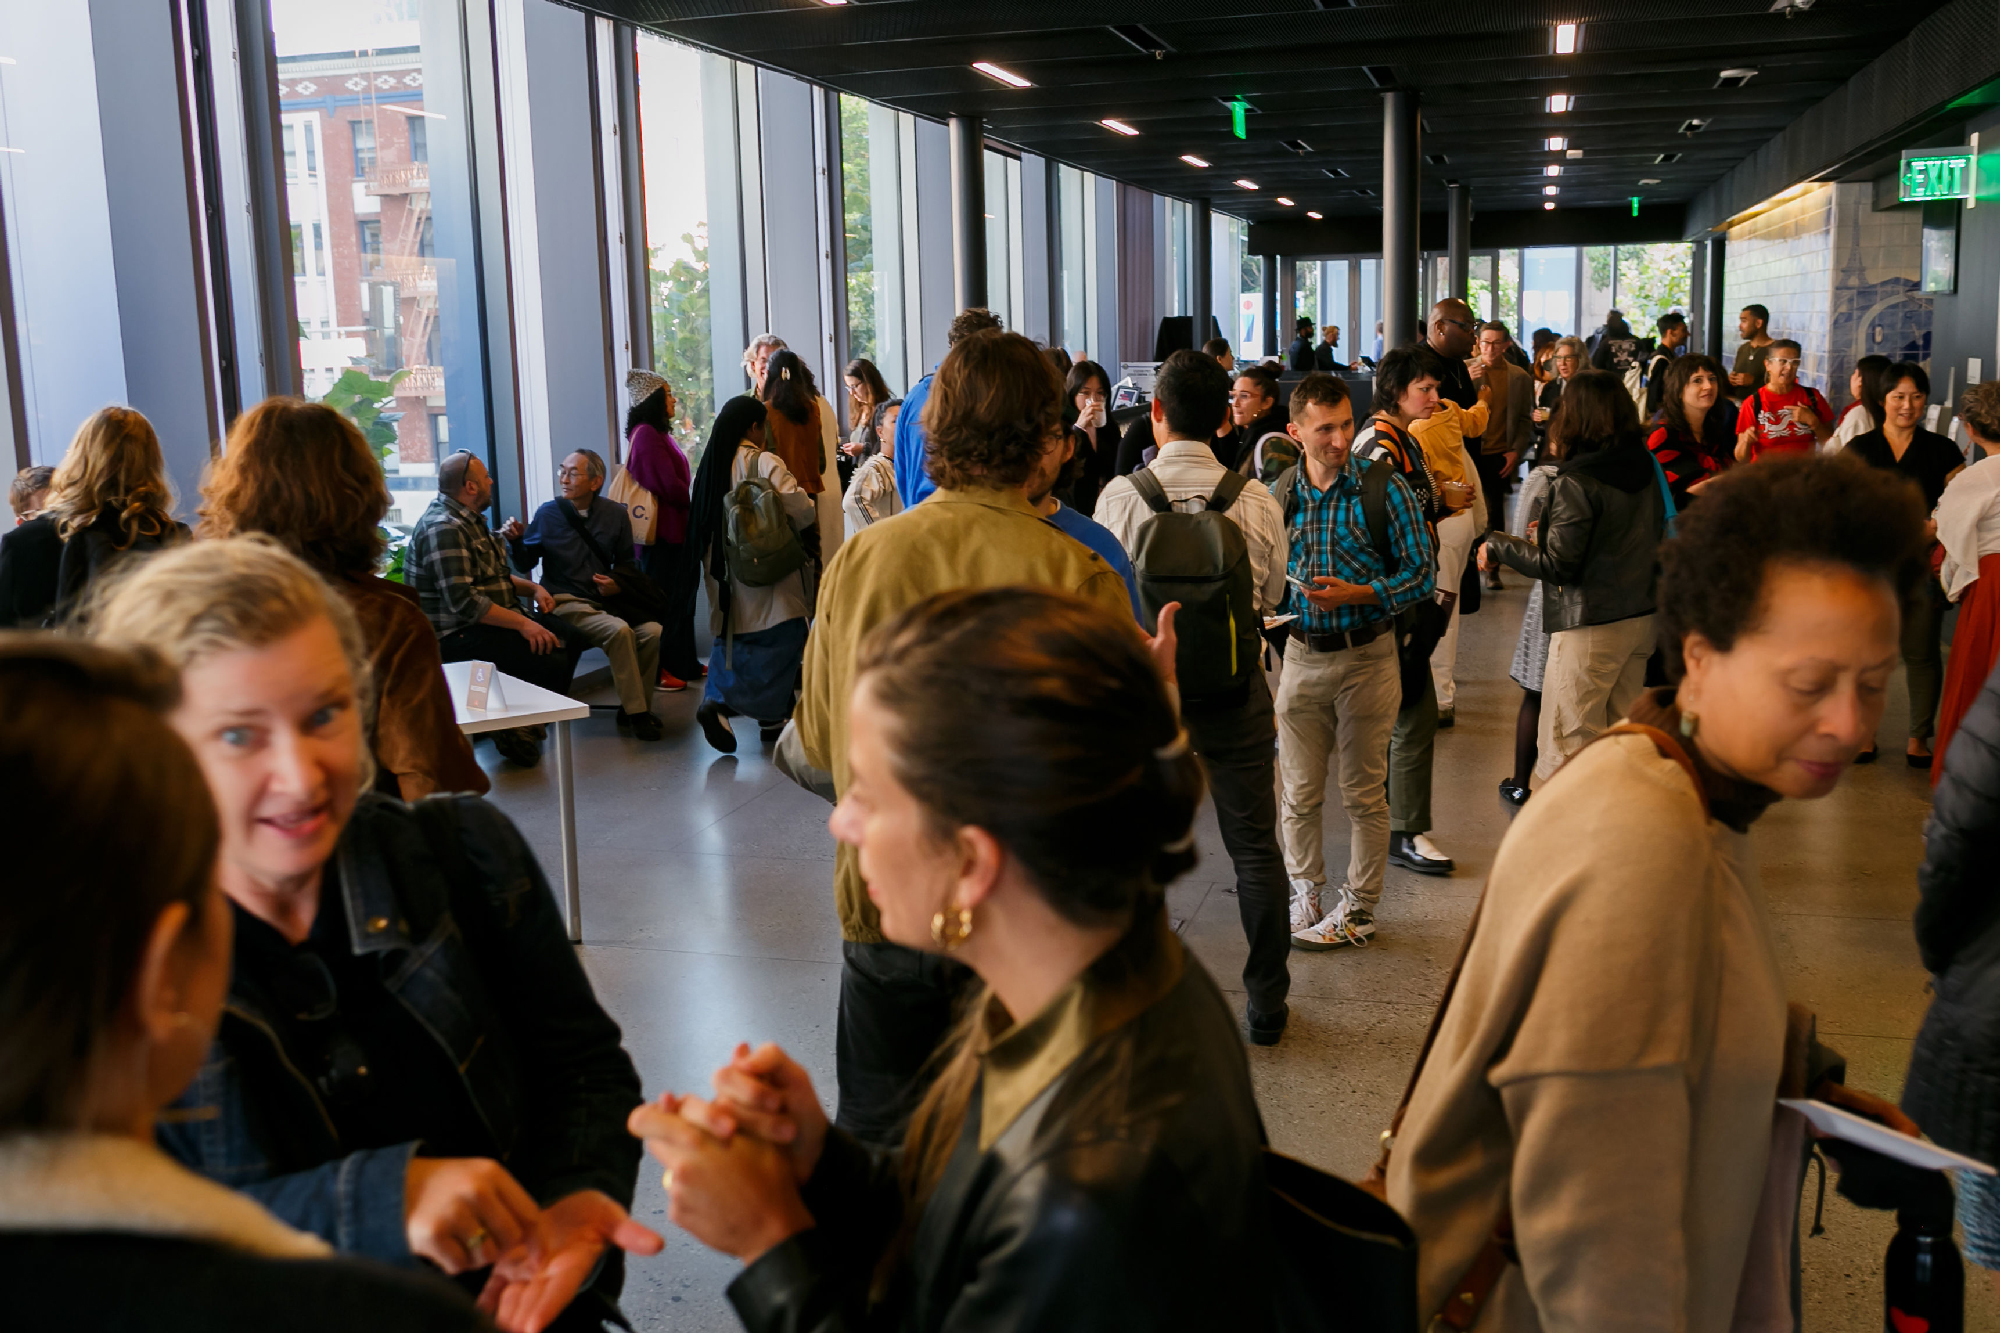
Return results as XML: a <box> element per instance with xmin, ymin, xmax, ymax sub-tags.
<box><xmin>1388</xmin><ymin>832</ymin><xmax>1454</xmax><ymax>876</ymax></box>
<box><xmin>1436</xmin><ymin>707</ymin><xmax>1455</xmax><ymax>729</ymax></box>
<box><xmin>1484</xmin><ymin>572</ymin><xmax>1505</xmax><ymax>591</ymax></box>
<box><xmin>1246</xmin><ymin>1003</ymin><xmax>1288</xmax><ymax>1047</ymax></box>
<box><xmin>759</xmin><ymin>720</ymin><xmax>786</xmax><ymax>744</ymax></box>
<box><xmin>696</xmin><ymin>701</ymin><xmax>737</xmax><ymax>754</ymax></box>
<box><xmin>1854</xmin><ymin>746</ymin><xmax>1878</xmax><ymax>765</ymax></box>
<box><xmin>1908</xmin><ymin>748</ymin><xmax>1934</xmax><ymax>769</ymax></box>
<box><xmin>617</xmin><ymin>709</ymin><xmax>665</xmax><ymax>741</ymax></box>
<box><xmin>1498</xmin><ymin>778</ymin><xmax>1530</xmax><ymax>808</ymax></box>
<box><xmin>491</xmin><ymin>727</ymin><xmax>542</xmax><ymax>767</ymax></box>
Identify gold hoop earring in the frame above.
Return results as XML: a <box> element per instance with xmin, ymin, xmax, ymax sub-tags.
<box><xmin>930</xmin><ymin>906</ymin><xmax>974</xmax><ymax>950</ymax></box>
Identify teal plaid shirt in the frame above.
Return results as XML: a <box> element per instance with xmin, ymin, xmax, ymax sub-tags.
<box><xmin>1282</xmin><ymin>460</ymin><xmax>1436</xmax><ymax>636</ymax></box>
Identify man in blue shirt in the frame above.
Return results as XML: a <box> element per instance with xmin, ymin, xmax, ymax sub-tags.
<box><xmin>1029</xmin><ymin>435</ymin><xmax>1142</xmax><ymax>624</ymax></box>
<box><xmin>1273</xmin><ymin>373</ymin><xmax>1434</xmax><ymax>951</ymax></box>
<box><xmin>505</xmin><ymin>449</ymin><xmax>664</xmax><ymax>740</ymax></box>
<box><xmin>893</xmin><ymin>307</ymin><xmax>1004</xmax><ymax>508</ymax></box>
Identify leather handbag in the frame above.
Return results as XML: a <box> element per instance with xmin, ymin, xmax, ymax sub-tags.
<box><xmin>1267</xmin><ymin>1148</ymin><xmax>1421</xmax><ymax>1333</ymax></box>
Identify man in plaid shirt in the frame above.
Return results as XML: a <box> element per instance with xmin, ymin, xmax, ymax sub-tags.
<box><xmin>1273</xmin><ymin>374</ymin><xmax>1436</xmax><ymax>951</ymax></box>
<box><xmin>408</xmin><ymin>450</ymin><xmax>585</xmax><ymax>766</ymax></box>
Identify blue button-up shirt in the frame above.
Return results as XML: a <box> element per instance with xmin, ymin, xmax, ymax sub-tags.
<box><xmin>1282</xmin><ymin>460</ymin><xmax>1436</xmax><ymax>636</ymax></box>
<box><xmin>893</xmin><ymin>369</ymin><xmax>937</xmax><ymax>508</ymax></box>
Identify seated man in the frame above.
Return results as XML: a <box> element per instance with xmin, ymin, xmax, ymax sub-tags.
<box><xmin>408</xmin><ymin>450</ymin><xmax>587</xmax><ymax>767</ymax></box>
<box><xmin>505</xmin><ymin>449</ymin><xmax>664</xmax><ymax>741</ymax></box>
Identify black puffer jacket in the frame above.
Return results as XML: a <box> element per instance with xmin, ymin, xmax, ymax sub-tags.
<box><xmin>1484</xmin><ymin>433</ymin><xmax>1666</xmax><ymax>633</ymax></box>
<box><xmin>1904</xmin><ymin>659</ymin><xmax>2000</xmax><ymax>1164</ymax></box>
<box><xmin>726</xmin><ymin>920</ymin><xmax>1279</xmax><ymax>1332</ymax></box>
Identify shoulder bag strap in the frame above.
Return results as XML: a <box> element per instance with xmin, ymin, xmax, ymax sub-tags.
<box><xmin>1126</xmin><ymin>466</ymin><xmax>1171</xmax><ymax>515</ymax></box>
<box><xmin>555</xmin><ymin>499</ymin><xmax>620</xmax><ymax>576</ymax></box>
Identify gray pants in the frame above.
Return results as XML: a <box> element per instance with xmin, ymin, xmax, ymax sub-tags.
<box><xmin>1275</xmin><ymin>634</ymin><xmax>1401</xmax><ymax>909</ymax></box>
<box><xmin>551</xmin><ymin>596</ymin><xmax>660</xmax><ymax>714</ymax></box>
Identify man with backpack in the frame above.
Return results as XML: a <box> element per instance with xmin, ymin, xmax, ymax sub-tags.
<box><xmin>1096</xmin><ymin>349</ymin><xmax>1293</xmax><ymax>1046</ymax></box>
<box><xmin>1274</xmin><ymin>372</ymin><xmax>1437</xmax><ymax>951</ymax></box>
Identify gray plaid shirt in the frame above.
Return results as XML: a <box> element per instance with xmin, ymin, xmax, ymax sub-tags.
<box><xmin>408</xmin><ymin>493</ymin><xmax>519</xmax><ymax>636</ymax></box>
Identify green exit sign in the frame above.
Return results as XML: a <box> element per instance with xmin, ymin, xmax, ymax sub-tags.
<box><xmin>1902</xmin><ymin>149</ymin><xmax>1976</xmax><ymax>203</ymax></box>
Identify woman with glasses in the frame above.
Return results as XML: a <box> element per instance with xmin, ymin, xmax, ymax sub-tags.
<box><xmin>1530</xmin><ymin>337</ymin><xmax>1585</xmax><ymax>461</ymax></box>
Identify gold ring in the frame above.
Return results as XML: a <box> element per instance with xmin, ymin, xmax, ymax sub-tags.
<box><xmin>464</xmin><ymin>1228</ymin><xmax>489</xmax><ymax>1255</ymax></box>
<box><xmin>661</xmin><ymin>1168</ymin><xmax>675</xmax><ymax>1192</ymax></box>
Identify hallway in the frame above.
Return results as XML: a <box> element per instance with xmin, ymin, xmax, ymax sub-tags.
<box><xmin>480</xmin><ymin>578</ymin><xmax>1983</xmax><ymax>1331</ymax></box>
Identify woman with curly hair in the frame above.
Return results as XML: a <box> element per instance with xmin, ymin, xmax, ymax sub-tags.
<box><xmin>199</xmin><ymin>397</ymin><xmax>486</xmax><ymax>799</ymax></box>
<box><xmin>0</xmin><ymin>406</ymin><xmax>186</xmax><ymax>626</ymax></box>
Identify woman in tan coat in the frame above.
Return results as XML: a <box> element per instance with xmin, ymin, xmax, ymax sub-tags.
<box><xmin>1389</xmin><ymin>455</ymin><xmax>1925</xmax><ymax>1331</ymax></box>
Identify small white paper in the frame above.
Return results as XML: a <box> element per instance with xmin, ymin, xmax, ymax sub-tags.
<box><xmin>466</xmin><ymin>661</ymin><xmax>497</xmax><ymax>711</ymax></box>
<box><xmin>1779</xmin><ymin>1099</ymin><xmax>1996</xmax><ymax>1174</ymax></box>
<box><xmin>1971</xmin><ymin>357</ymin><xmax>1984</xmax><ymax>386</ymax></box>
<box><xmin>1926</xmin><ymin>404</ymin><xmax>1945</xmax><ymax>431</ymax></box>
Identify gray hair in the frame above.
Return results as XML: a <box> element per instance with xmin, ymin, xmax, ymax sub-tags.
<box><xmin>742</xmin><ymin>334</ymin><xmax>788</xmax><ymax>377</ymax></box>
<box><xmin>1552</xmin><ymin>336</ymin><xmax>1588</xmax><ymax>362</ymax></box>
<box><xmin>566</xmin><ymin>449</ymin><xmax>606</xmax><ymax>485</ymax></box>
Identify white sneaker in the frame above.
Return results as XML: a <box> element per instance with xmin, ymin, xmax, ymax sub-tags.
<box><xmin>1288</xmin><ymin>878</ymin><xmax>1322</xmax><ymax>934</ymax></box>
<box><xmin>1290</xmin><ymin>890</ymin><xmax>1376</xmax><ymax>951</ymax></box>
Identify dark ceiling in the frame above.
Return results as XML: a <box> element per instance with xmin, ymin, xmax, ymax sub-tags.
<box><xmin>577</xmin><ymin>0</ymin><xmax>1949</xmax><ymax>223</ymax></box>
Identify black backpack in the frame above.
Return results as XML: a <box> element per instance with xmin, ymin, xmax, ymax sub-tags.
<box><xmin>725</xmin><ymin>447</ymin><xmax>808</xmax><ymax>588</ymax></box>
<box><xmin>1126</xmin><ymin>468</ymin><xmax>1259</xmax><ymax>706</ymax></box>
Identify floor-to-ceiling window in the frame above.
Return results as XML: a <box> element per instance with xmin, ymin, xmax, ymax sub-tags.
<box><xmin>1612</xmin><ymin>243</ymin><xmax>1695</xmax><ymax>333</ymax></box>
<box><xmin>984</xmin><ymin>149</ymin><xmax>1021</xmax><ymax>333</ymax></box>
<box><xmin>270</xmin><ymin>0</ymin><xmax>478</xmax><ymax>530</ymax></box>
<box><xmin>1057</xmin><ymin>164</ymin><xmax>1091</xmax><ymax>358</ymax></box>
<box><xmin>1163</xmin><ymin>198</ymin><xmax>1192</xmax><ymax>319</ymax></box>
<box><xmin>1522</xmin><ymin>247</ymin><xmax>1579</xmax><ymax>337</ymax></box>
<box><xmin>1359</xmin><ymin>257</ymin><xmax>1381</xmax><ymax>359</ymax></box>
<box><xmin>1323</xmin><ymin>260</ymin><xmax>1351</xmax><ymax>360</ymax></box>
<box><xmin>635</xmin><ymin>33</ymin><xmax>718</xmax><ymax>446</ymax></box>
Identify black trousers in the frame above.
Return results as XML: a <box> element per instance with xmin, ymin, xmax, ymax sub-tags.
<box><xmin>438</xmin><ymin>612</ymin><xmax>588</xmax><ymax>695</ymax></box>
<box><xmin>834</xmin><ymin>940</ymin><xmax>973</xmax><ymax>1146</ymax></box>
<box><xmin>1475</xmin><ymin>449</ymin><xmax>1512</xmax><ymax>535</ymax></box>
<box><xmin>1186</xmin><ymin>672</ymin><xmax>1291</xmax><ymax>1018</ymax></box>
<box><xmin>638</xmin><ymin>540</ymin><xmax>703</xmax><ymax>680</ymax></box>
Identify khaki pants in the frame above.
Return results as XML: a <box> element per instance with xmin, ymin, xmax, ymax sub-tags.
<box><xmin>1275</xmin><ymin>633</ymin><xmax>1402</xmax><ymax>909</ymax></box>
<box><xmin>551</xmin><ymin>595</ymin><xmax>661</xmax><ymax>715</ymax></box>
<box><xmin>1429</xmin><ymin>508</ymin><xmax>1477</xmax><ymax>710</ymax></box>
<box><xmin>1536</xmin><ymin>614</ymin><xmax>1654</xmax><ymax>783</ymax></box>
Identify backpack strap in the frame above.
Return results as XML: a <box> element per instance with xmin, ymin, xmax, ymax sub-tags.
<box><xmin>1127</xmin><ymin>467</ymin><xmax>1172</xmax><ymax>515</ymax></box>
<box><xmin>1356</xmin><ymin>458</ymin><xmax>1400</xmax><ymax>578</ymax></box>
<box><xmin>1204</xmin><ymin>469</ymin><xmax>1249</xmax><ymax>514</ymax></box>
<box><xmin>1274</xmin><ymin>464</ymin><xmax>1301</xmax><ymax>527</ymax></box>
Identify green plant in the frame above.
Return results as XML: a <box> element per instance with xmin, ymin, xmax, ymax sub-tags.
<box><xmin>650</xmin><ymin>226</ymin><xmax>715</xmax><ymax>458</ymax></box>
<box><xmin>323</xmin><ymin>366</ymin><xmax>409</xmax><ymax>460</ymax></box>
<box><xmin>840</xmin><ymin>94</ymin><xmax>876</xmax><ymax>365</ymax></box>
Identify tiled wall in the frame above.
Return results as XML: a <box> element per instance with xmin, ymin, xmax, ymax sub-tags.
<box><xmin>1722</xmin><ymin>183</ymin><xmax>1930</xmax><ymax>409</ymax></box>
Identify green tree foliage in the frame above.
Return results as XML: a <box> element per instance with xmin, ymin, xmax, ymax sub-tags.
<box><xmin>840</xmin><ymin>94</ymin><xmax>876</xmax><ymax>365</ymax></box>
<box><xmin>322</xmin><ymin>366</ymin><xmax>408</xmax><ymax>461</ymax></box>
<box><xmin>650</xmin><ymin>225</ymin><xmax>715</xmax><ymax>458</ymax></box>
<box><xmin>1614</xmin><ymin>244</ymin><xmax>1694</xmax><ymax>332</ymax></box>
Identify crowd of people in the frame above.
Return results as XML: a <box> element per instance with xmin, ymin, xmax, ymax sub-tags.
<box><xmin>8</xmin><ymin>288</ymin><xmax>2000</xmax><ymax>1333</ymax></box>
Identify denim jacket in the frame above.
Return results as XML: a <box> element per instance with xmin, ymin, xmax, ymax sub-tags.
<box><xmin>157</xmin><ymin>794</ymin><xmax>643</xmax><ymax>1268</ymax></box>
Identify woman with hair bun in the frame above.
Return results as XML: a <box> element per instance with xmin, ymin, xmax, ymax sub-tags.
<box><xmin>631</xmin><ymin>586</ymin><xmax>1276</xmax><ymax>1332</ymax></box>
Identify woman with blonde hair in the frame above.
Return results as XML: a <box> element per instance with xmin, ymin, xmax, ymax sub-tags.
<box><xmin>199</xmin><ymin>396</ymin><xmax>487</xmax><ymax>801</ymax></box>
<box><xmin>91</xmin><ymin>538</ymin><xmax>657</xmax><ymax>1333</ymax></box>
<box><xmin>0</xmin><ymin>405</ymin><xmax>184</xmax><ymax>626</ymax></box>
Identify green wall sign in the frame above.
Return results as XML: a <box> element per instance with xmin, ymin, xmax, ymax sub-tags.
<box><xmin>1901</xmin><ymin>150</ymin><xmax>1976</xmax><ymax>203</ymax></box>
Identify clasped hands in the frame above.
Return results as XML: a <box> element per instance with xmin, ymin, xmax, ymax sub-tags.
<box><xmin>627</xmin><ymin>1043</ymin><xmax>828</xmax><ymax>1266</ymax></box>
<box><xmin>403</xmin><ymin>1157</ymin><xmax>663</xmax><ymax>1333</ymax></box>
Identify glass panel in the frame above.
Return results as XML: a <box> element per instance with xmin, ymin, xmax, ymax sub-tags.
<box><xmin>1466</xmin><ymin>254</ymin><xmax>1496</xmax><ymax>322</ymax></box>
<box><xmin>1325</xmin><ymin>260</ymin><xmax>1350</xmax><ymax>360</ymax></box>
<box><xmin>1236</xmin><ymin>219</ymin><xmax>1260</xmax><ymax>361</ymax></box>
<box><xmin>1057</xmin><ymin>165</ymin><xmax>1087</xmax><ymax>356</ymax></box>
<box><xmin>983</xmin><ymin>149</ymin><xmax>1011</xmax><ymax>330</ymax></box>
<box><xmin>635</xmin><ymin>33</ymin><xmax>716</xmax><ymax>446</ymax></box>
<box><xmin>1496</xmin><ymin>249</ymin><xmax>1522</xmax><ymax>335</ymax></box>
<box><xmin>1521</xmin><ymin>246</ymin><xmax>1577</xmax><ymax>337</ymax></box>
<box><xmin>1296</xmin><ymin>261</ymin><xmax>1319</xmax><ymax>338</ymax></box>
<box><xmin>838</xmin><ymin>93</ymin><xmax>877</xmax><ymax>369</ymax></box>
<box><xmin>271</xmin><ymin>0</ymin><xmax>472</xmax><ymax>533</ymax></box>
<box><xmin>1580</xmin><ymin>246</ymin><xmax>1614</xmax><ymax>341</ymax></box>
<box><xmin>1611</xmin><ymin>243</ymin><xmax>1694</xmax><ymax>336</ymax></box>
<box><xmin>1359</xmin><ymin>257</ymin><xmax>1381</xmax><ymax>361</ymax></box>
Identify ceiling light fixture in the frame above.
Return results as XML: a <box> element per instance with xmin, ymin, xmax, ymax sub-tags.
<box><xmin>1544</xmin><ymin>164</ymin><xmax>1562</xmax><ymax>176</ymax></box>
<box><xmin>971</xmin><ymin>61</ymin><xmax>1032</xmax><ymax>89</ymax></box>
<box><xmin>1545</xmin><ymin>136</ymin><xmax>1567</xmax><ymax>151</ymax></box>
<box><xmin>1679</xmin><ymin>117</ymin><xmax>1710</xmax><ymax>135</ymax></box>
<box><xmin>1306</xmin><ymin>210</ymin><xmax>1323</xmax><ymax>219</ymax></box>
<box><xmin>1716</xmin><ymin>67</ymin><xmax>1759</xmax><ymax>88</ymax></box>
<box><xmin>1638</xmin><ymin>177</ymin><xmax>1662</xmax><ymax>185</ymax></box>
<box><xmin>1543</xmin><ymin>201</ymin><xmax>1557</xmax><ymax>210</ymax></box>
<box><xmin>1543</xmin><ymin>185</ymin><xmax>1560</xmax><ymax>196</ymax></box>
<box><xmin>1100</xmin><ymin>118</ymin><xmax>1140</xmax><ymax>136</ymax></box>
<box><xmin>817</xmin><ymin>0</ymin><xmax>849</xmax><ymax>5</ymax></box>
<box><xmin>1276</xmin><ymin>196</ymin><xmax>1295</xmax><ymax>206</ymax></box>
<box><xmin>1554</xmin><ymin>22</ymin><xmax>1579</xmax><ymax>53</ymax></box>
<box><xmin>1321</xmin><ymin>166</ymin><xmax>1350</xmax><ymax>179</ymax></box>
<box><xmin>1565</xmin><ymin>148</ymin><xmax>1583</xmax><ymax>159</ymax></box>
<box><xmin>1281</xmin><ymin>138</ymin><xmax>1313</xmax><ymax>154</ymax></box>
<box><xmin>1234</xmin><ymin>178</ymin><xmax>1259</xmax><ymax>190</ymax></box>
<box><xmin>1547</xmin><ymin>94</ymin><xmax>1572</xmax><ymax>113</ymax></box>
<box><xmin>1180</xmin><ymin>154</ymin><xmax>1210</xmax><ymax>167</ymax></box>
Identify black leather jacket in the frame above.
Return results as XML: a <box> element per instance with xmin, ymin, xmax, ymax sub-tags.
<box><xmin>1484</xmin><ymin>433</ymin><xmax>1665</xmax><ymax>632</ymax></box>
<box><xmin>727</xmin><ymin>920</ymin><xmax>1279</xmax><ymax>1332</ymax></box>
<box><xmin>1904</xmin><ymin>664</ymin><xmax>2000</xmax><ymax>1161</ymax></box>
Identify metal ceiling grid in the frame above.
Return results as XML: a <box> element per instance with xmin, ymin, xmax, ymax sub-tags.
<box><xmin>572</xmin><ymin>0</ymin><xmax>1950</xmax><ymax>219</ymax></box>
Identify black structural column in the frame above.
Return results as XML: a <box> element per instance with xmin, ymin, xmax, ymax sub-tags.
<box><xmin>1192</xmin><ymin>197</ymin><xmax>1214</xmax><ymax>348</ymax></box>
<box><xmin>1261</xmin><ymin>253</ymin><xmax>1279</xmax><ymax>357</ymax></box>
<box><xmin>948</xmin><ymin>115</ymin><xmax>987</xmax><ymax>311</ymax></box>
<box><xmin>1704</xmin><ymin>236</ymin><xmax>1727</xmax><ymax>361</ymax></box>
<box><xmin>1446</xmin><ymin>182</ymin><xmax>1470</xmax><ymax>303</ymax></box>
<box><xmin>1277</xmin><ymin>255</ymin><xmax>1297</xmax><ymax>352</ymax></box>
<box><xmin>1382</xmin><ymin>88</ymin><xmax>1421</xmax><ymax>349</ymax></box>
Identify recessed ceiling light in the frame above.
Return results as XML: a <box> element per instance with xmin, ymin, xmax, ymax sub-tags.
<box><xmin>1234</xmin><ymin>178</ymin><xmax>1258</xmax><ymax>190</ymax></box>
<box><xmin>1679</xmin><ymin>117</ymin><xmax>1710</xmax><ymax>135</ymax></box>
<box><xmin>1180</xmin><ymin>154</ymin><xmax>1210</xmax><ymax>168</ymax></box>
<box><xmin>1543</xmin><ymin>201</ymin><xmax>1557</xmax><ymax>210</ymax></box>
<box><xmin>1716</xmin><ymin>67</ymin><xmax>1759</xmax><ymax>88</ymax></box>
<box><xmin>1638</xmin><ymin>177</ymin><xmax>1662</xmax><ymax>185</ymax></box>
<box><xmin>817</xmin><ymin>0</ymin><xmax>849</xmax><ymax>5</ymax></box>
<box><xmin>1276</xmin><ymin>196</ymin><xmax>1295</xmax><ymax>206</ymax></box>
<box><xmin>971</xmin><ymin>61</ymin><xmax>1032</xmax><ymax>89</ymax></box>
<box><xmin>1565</xmin><ymin>148</ymin><xmax>1583</xmax><ymax>159</ymax></box>
<box><xmin>1321</xmin><ymin>166</ymin><xmax>1350</xmax><ymax>179</ymax></box>
<box><xmin>1100</xmin><ymin>118</ymin><xmax>1140</xmax><ymax>136</ymax></box>
<box><xmin>1544</xmin><ymin>165</ymin><xmax>1562</xmax><ymax>177</ymax></box>
<box><xmin>1554</xmin><ymin>22</ymin><xmax>1579</xmax><ymax>54</ymax></box>
<box><xmin>1306</xmin><ymin>210</ymin><xmax>1323</xmax><ymax>219</ymax></box>
<box><xmin>1547</xmin><ymin>94</ymin><xmax>1572</xmax><ymax>113</ymax></box>
<box><xmin>1545</xmin><ymin>136</ymin><xmax>1567</xmax><ymax>151</ymax></box>
<box><xmin>1543</xmin><ymin>185</ymin><xmax>1560</xmax><ymax>196</ymax></box>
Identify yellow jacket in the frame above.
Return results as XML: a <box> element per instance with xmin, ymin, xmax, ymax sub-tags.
<box><xmin>1409</xmin><ymin>396</ymin><xmax>1489</xmax><ymax>489</ymax></box>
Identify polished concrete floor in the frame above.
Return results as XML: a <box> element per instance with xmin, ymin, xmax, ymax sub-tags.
<box><xmin>477</xmin><ymin>577</ymin><xmax>1991</xmax><ymax>1332</ymax></box>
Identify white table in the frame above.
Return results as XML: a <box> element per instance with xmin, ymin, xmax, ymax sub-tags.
<box><xmin>444</xmin><ymin>661</ymin><xmax>593</xmax><ymax>942</ymax></box>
